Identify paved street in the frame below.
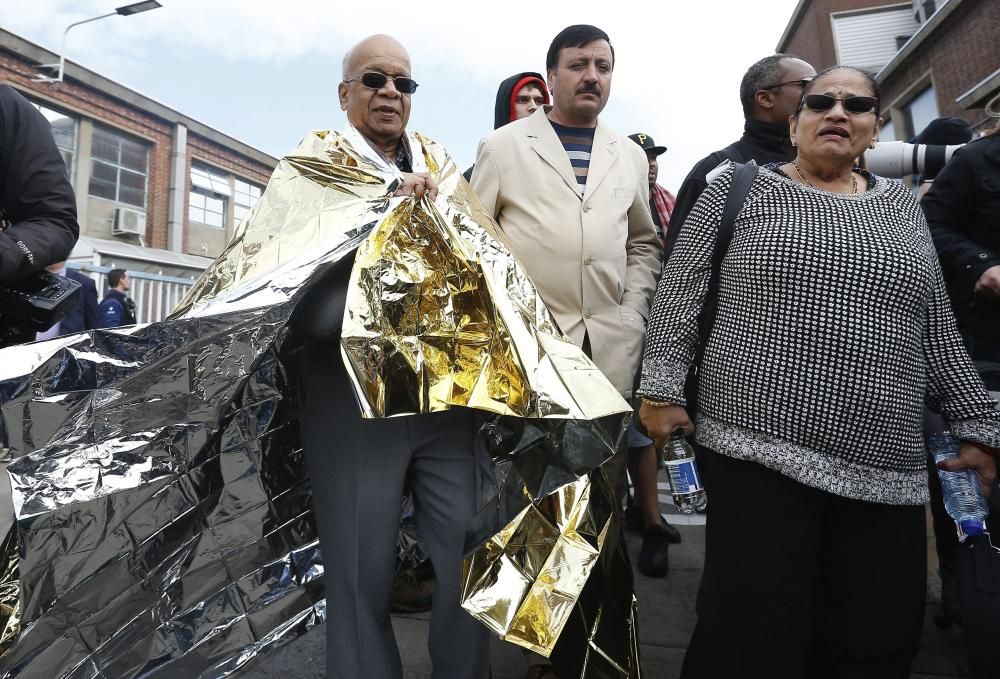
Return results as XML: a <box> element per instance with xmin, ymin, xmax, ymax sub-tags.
<box><xmin>0</xmin><ymin>464</ymin><xmax>972</xmax><ymax>678</ymax></box>
<box><xmin>244</xmin><ymin>477</ymin><xmax>972</xmax><ymax>679</ymax></box>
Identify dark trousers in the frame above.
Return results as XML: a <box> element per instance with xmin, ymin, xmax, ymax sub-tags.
<box><xmin>299</xmin><ymin>342</ymin><xmax>491</xmax><ymax>679</ymax></box>
<box><xmin>681</xmin><ymin>447</ymin><xmax>926</xmax><ymax>679</ymax></box>
<box><xmin>927</xmin><ymin>394</ymin><xmax>1000</xmax><ymax>679</ymax></box>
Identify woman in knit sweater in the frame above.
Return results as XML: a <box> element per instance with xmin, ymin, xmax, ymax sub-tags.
<box><xmin>638</xmin><ymin>66</ymin><xmax>1000</xmax><ymax>679</ymax></box>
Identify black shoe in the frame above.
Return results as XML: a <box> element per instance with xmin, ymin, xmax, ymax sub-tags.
<box><xmin>626</xmin><ymin>504</ymin><xmax>683</xmax><ymax>544</ymax></box>
<box><xmin>638</xmin><ymin>524</ymin><xmax>670</xmax><ymax>578</ymax></box>
<box><xmin>391</xmin><ymin>561</ymin><xmax>435</xmax><ymax>613</ymax></box>
<box><xmin>661</xmin><ymin>519</ymin><xmax>682</xmax><ymax>544</ymax></box>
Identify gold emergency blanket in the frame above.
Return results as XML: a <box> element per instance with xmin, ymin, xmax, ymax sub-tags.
<box><xmin>462</xmin><ymin>469</ymin><xmax>641</xmax><ymax>676</ymax></box>
<box><xmin>0</xmin><ymin>128</ymin><xmax>637</xmax><ymax>677</ymax></box>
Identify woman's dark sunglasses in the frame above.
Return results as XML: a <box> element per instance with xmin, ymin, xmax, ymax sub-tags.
<box><xmin>802</xmin><ymin>93</ymin><xmax>878</xmax><ymax>114</ymax></box>
<box><xmin>346</xmin><ymin>72</ymin><xmax>419</xmax><ymax>94</ymax></box>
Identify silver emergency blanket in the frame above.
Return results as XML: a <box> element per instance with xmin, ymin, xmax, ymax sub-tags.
<box><xmin>0</xmin><ymin>128</ymin><xmax>635</xmax><ymax>677</ymax></box>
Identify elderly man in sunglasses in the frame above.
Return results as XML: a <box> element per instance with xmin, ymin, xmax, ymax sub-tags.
<box><xmin>336</xmin><ymin>36</ymin><xmax>439</xmax><ymax>201</ymax></box>
<box><xmin>296</xmin><ymin>34</ymin><xmax>491</xmax><ymax>678</ymax></box>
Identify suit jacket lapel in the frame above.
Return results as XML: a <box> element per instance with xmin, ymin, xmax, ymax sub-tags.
<box><xmin>583</xmin><ymin>121</ymin><xmax>618</xmax><ymax>202</ymax></box>
<box><xmin>526</xmin><ymin>108</ymin><xmax>584</xmax><ymax>199</ymax></box>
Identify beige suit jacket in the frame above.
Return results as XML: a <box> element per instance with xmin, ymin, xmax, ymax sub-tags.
<box><xmin>471</xmin><ymin>106</ymin><xmax>661</xmax><ymax>398</ymax></box>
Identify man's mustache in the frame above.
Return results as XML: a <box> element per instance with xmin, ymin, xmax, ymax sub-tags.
<box><xmin>576</xmin><ymin>83</ymin><xmax>601</xmax><ymax>95</ymax></box>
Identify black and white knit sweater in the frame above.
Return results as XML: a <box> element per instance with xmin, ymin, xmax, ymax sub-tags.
<box><xmin>638</xmin><ymin>163</ymin><xmax>1000</xmax><ymax>505</ymax></box>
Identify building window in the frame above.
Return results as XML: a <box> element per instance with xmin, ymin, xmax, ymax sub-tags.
<box><xmin>191</xmin><ymin>165</ymin><xmax>231</xmax><ymax>194</ymax></box>
<box><xmin>189</xmin><ymin>164</ymin><xmax>230</xmax><ymax>229</ymax></box>
<box><xmin>880</xmin><ymin>117</ymin><xmax>896</xmax><ymax>143</ymax></box>
<box><xmin>901</xmin><ymin>86</ymin><xmax>939</xmax><ymax>140</ymax></box>
<box><xmin>30</xmin><ymin>101</ymin><xmax>78</xmax><ymax>183</ymax></box>
<box><xmin>188</xmin><ymin>192</ymin><xmax>226</xmax><ymax>228</ymax></box>
<box><xmin>233</xmin><ymin>179</ymin><xmax>262</xmax><ymax>224</ymax></box>
<box><xmin>831</xmin><ymin>7</ymin><xmax>919</xmax><ymax>73</ymax></box>
<box><xmin>89</xmin><ymin>126</ymin><xmax>149</xmax><ymax>208</ymax></box>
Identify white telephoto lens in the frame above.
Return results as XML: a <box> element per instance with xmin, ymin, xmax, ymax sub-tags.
<box><xmin>865</xmin><ymin>141</ymin><xmax>965</xmax><ymax>178</ymax></box>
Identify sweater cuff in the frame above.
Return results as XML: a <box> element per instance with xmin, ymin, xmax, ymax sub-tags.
<box><xmin>637</xmin><ymin>358</ymin><xmax>689</xmax><ymax>405</ymax></box>
<box><xmin>951</xmin><ymin>412</ymin><xmax>1000</xmax><ymax>450</ymax></box>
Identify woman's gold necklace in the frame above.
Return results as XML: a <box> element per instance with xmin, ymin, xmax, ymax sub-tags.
<box><xmin>792</xmin><ymin>161</ymin><xmax>858</xmax><ymax>194</ymax></box>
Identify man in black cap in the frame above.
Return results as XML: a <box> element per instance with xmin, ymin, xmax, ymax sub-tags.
<box><xmin>624</xmin><ymin>131</ymin><xmax>681</xmax><ymax>578</ymax></box>
<box><xmin>629</xmin><ymin>132</ymin><xmax>674</xmax><ymax>247</ymax></box>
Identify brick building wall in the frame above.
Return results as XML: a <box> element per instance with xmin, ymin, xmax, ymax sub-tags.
<box><xmin>0</xmin><ymin>51</ymin><xmax>173</xmax><ymax>247</ymax></box>
<box><xmin>781</xmin><ymin>0</ymin><xmax>893</xmax><ymax>69</ymax></box>
<box><xmin>0</xmin><ymin>45</ymin><xmax>276</xmax><ymax>260</ymax></box>
<box><xmin>185</xmin><ymin>135</ymin><xmax>274</xmax><ymax>256</ymax></box>
<box><xmin>880</xmin><ymin>0</ymin><xmax>1000</xmax><ymax>132</ymax></box>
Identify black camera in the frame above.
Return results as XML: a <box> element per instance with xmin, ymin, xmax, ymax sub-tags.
<box><xmin>0</xmin><ymin>270</ymin><xmax>81</xmax><ymax>347</ymax></box>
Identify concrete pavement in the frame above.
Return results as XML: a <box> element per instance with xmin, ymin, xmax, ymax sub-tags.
<box><xmin>245</xmin><ymin>479</ymin><xmax>972</xmax><ymax>678</ymax></box>
<box><xmin>0</xmin><ymin>460</ymin><xmax>971</xmax><ymax>678</ymax></box>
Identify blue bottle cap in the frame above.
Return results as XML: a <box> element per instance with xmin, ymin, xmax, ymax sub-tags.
<box><xmin>959</xmin><ymin>519</ymin><xmax>985</xmax><ymax>539</ymax></box>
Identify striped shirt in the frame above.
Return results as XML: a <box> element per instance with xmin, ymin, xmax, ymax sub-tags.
<box><xmin>550</xmin><ymin>120</ymin><xmax>595</xmax><ymax>191</ymax></box>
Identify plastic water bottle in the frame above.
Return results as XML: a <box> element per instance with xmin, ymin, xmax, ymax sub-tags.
<box><xmin>661</xmin><ymin>433</ymin><xmax>708</xmax><ymax>514</ymax></box>
<box><xmin>928</xmin><ymin>431</ymin><xmax>988</xmax><ymax>542</ymax></box>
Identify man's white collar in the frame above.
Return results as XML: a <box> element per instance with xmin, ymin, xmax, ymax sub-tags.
<box><xmin>343</xmin><ymin>121</ymin><xmax>429</xmax><ymax>177</ymax></box>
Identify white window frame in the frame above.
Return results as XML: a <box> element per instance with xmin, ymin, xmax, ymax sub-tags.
<box><xmin>89</xmin><ymin>125</ymin><xmax>149</xmax><ymax>208</ymax></box>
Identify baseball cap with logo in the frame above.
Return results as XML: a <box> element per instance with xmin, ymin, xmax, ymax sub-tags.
<box><xmin>628</xmin><ymin>132</ymin><xmax>667</xmax><ymax>156</ymax></box>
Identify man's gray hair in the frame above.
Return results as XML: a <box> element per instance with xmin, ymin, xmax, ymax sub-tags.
<box><xmin>739</xmin><ymin>54</ymin><xmax>796</xmax><ymax>119</ymax></box>
<box><xmin>342</xmin><ymin>51</ymin><xmax>351</xmax><ymax>80</ymax></box>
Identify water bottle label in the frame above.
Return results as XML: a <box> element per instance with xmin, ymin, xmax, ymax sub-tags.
<box><xmin>665</xmin><ymin>458</ymin><xmax>703</xmax><ymax>494</ymax></box>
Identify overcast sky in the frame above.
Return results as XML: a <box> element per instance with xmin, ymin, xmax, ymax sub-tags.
<box><xmin>4</xmin><ymin>0</ymin><xmax>801</xmax><ymax>192</ymax></box>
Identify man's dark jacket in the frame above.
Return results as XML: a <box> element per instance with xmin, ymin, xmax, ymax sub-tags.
<box><xmin>663</xmin><ymin>119</ymin><xmax>795</xmax><ymax>258</ymax></box>
<box><xmin>922</xmin><ymin>134</ymin><xmax>1000</xmax><ymax>388</ymax></box>
<box><xmin>0</xmin><ymin>85</ymin><xmax>79</xmax><ymax>284</ymax></box>
<box><xmin>99</xmin><ymin>288</ymin><xmax>137</xmax><ymax>327</ymax></box>
<box><xmin>60</xmin><ymin>269</ymin><xmax>100</xmax><ymax>333</ymax></box>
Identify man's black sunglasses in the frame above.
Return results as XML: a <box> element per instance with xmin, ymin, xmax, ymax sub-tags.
<box><xmin>346</xmin><ymin>72</ymin><xmax>419</xmax><ymax>94</ymax></box>
<box><xmin>764</xmin><ymin>77</ymin><xmax>813</xmax><ymax>90</ymax></box>
<box><xmin>801</xmin><ymin>93</ymin><xmax>878</xmax><ymax>114</ymax></box>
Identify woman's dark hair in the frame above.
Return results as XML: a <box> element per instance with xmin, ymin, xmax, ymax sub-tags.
<box><xmin>545</xmin><ymin>25</ymin><xmax>614</xmax><ymax>72</ymax></box>
<box><xmin>796</xmin><ymin>65</ymin><xmax>881</xmax><ymax>117</ymax></box>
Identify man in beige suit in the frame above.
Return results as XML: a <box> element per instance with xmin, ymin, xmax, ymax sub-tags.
<box><xmin>471</xmin><ymin>24</ymin><xmax>660</xmax><ymax>499</ymax></box>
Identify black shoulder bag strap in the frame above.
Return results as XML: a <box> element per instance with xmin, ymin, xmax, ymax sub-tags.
<box><xmin>685</xmin><ymin>161</ymin><xmax>759</xmax><ymax>410</ymax></box>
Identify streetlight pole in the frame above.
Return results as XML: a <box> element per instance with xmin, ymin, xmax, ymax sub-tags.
<box><xmin>34</xmin><ymin>1</ymin><xmax>163</xmax><ymax>84</ymax></box>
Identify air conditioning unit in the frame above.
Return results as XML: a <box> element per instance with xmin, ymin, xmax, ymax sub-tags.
<box><xmin>112</xmin><ymin>207</ymin><xmax>146</xmax><ymax>236</ymax></box>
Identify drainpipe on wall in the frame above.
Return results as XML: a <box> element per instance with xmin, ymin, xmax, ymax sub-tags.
<box><xmin>166</xmin><ymin>123</ymin><xmax>187</xmax><ymax>253</ymax></box>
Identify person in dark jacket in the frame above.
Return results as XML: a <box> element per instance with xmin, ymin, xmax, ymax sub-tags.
<box><xmin>923</xmin><ymin>130</ymin><xmax>1000</xmax><ymax>389</ymax></box>
<box><xmin>0</xmin><ymin>85</ymin><xmax>79</xmax><ymax>285</ymax></box>
<box><xmin>911</xmin><ymin>116</ymin><xmax>973</xmax><ymax>199</ymax></box>
<box><xmin>922</xmin><ymin>124</ymin><xmax>1000</xmax><ymax>679</ymax></box>
<box><xmin>463</xmin><ymin>72</ymin><xmax>549</xmax><ymax>182</ymax></box>
<box><xmin>62</xmin><ymin>267</ymin><xmax>100</xmax><ymax>333</ymax></box>
<box><xmin>99</xmin><ymin>268</ymin><xmax>137</xmax><ymax>327</ymax></box>
<box><xmin>664</xmin><ymin>54</ymin><xmax>815</xmax><ymax>258</ymax></box>
<box><xmin>34</xmin><ymin>261</ymin><xmax>99</xmax><ymax>339</ymax></box>
<box><xmin>0</xmin><ymin>85</ymin><xmax>79</xmax><ymax>345</ymax></box>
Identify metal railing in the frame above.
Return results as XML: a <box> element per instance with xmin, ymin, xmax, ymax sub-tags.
<box><xmin>68</xmin><ymin>263</ymin><xmax>197</xmax><ymax>324</ymax></box>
